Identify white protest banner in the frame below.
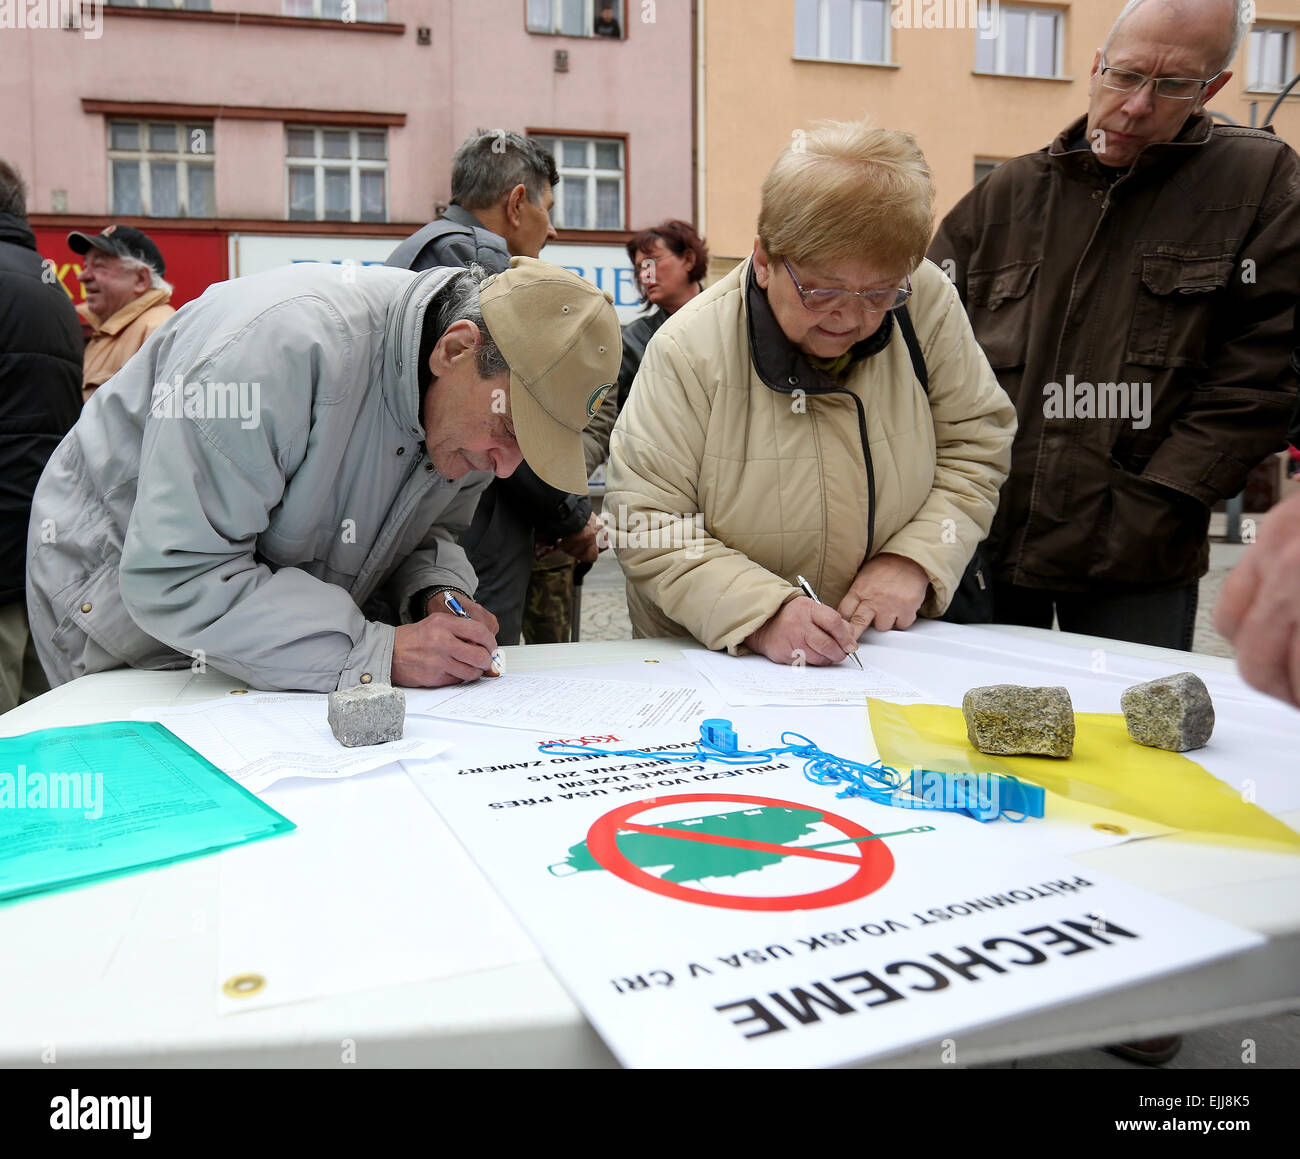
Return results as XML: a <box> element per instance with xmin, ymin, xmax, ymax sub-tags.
<box><xmin>404</xmin><ymin>725</ymin><xmax>1261</xmax><ymax>1068</ymax></box>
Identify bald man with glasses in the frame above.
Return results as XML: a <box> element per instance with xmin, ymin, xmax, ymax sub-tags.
<box><xmin>931</xmin><ymin>0</ymin><xmax>1300</xmax><ymax>658</ymax></box>
<box><xmin>931</xmin><ymin>0</ymin><xmax>1300</xmax><ymax>1068</ymax></box>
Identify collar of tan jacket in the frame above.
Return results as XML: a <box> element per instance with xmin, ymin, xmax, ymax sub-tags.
<box><xmin>1047</xmin><ymin>111</ymin><xmax>1216</xmax><ymax>182</ymax></box>
<box><xmin>78</xmin><ymin>286</ymin><xmax>172</xmax><ymax>337</ymax></box>
<box><xmin>744</xmin><ymin>258</ymin><xmax>894</xmax><ymax>398</ymax></box>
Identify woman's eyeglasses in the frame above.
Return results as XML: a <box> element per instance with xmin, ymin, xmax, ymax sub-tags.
<box><xmin>783</xmin><ymin>259</ymin><xmax>912</xmax><ymax>314</ymax></box>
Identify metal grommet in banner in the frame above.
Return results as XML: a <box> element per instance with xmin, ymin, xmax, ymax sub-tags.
<box><xmin>222</xmin><ymin>973</ymin><xmax>266</xmax><ymax>998</ymax></box>
<box><xmin>1092</xmin><ymin>822</ymin><xmax>1128</xmax><ymax>835</ymax></box>
<box><xmin>229</xmin><ymin>689</ymin><xmax>248</xmax><ymax>695</ymax></box>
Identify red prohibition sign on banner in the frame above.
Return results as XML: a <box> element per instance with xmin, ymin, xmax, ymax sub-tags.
<box><xmin>584</xmin><ymin>793</ymin><xmax>895</xmax><ymax>911</ymax></box>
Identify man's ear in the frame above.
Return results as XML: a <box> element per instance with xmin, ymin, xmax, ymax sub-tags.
<box><xmin>428</xmin><ymin>319</ymin><xmax>481</xmax><ymax>376</ymax></box>
<box><xmin>133</xmin><ymin>264</ymin><xmax>153</xmax><ymax>294</ymax></box>
<box><xmin>505</xmin><ymin>183</ymin><xmax>528</xmax><ymax>225</ymax></box>
<box><xmin>1088</xmin><ymin>47</ymin><xmax>1103</xmax><ymax>92</ymax></box>
<box><xmin>752</xmin><ymin>237</ymin><xmax>772</xmax><ymax>289</ymax></box>
<box><xmin>1200</xmin><ymin>68</ymin><xmax>1232</xmax><ymax>109</ymax></box>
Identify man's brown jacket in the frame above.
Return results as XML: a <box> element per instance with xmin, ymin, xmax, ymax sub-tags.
<box><xmin>930</xmin><ymin>113</ymin><xmax>1300</xmax><ymax>592</ymax></box>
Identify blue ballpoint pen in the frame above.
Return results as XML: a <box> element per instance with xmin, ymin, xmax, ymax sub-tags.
<box><xmin>443</xmin><ymin>593</ymin><xmax>504</xmax><ymax>676</ymax></box>
<box><xmin>795</xmin><ymin>574</ymin><xmax>864</xmax><ymax>669</ymax></box>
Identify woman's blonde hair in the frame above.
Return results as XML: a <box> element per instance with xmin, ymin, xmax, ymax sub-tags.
<box><xmin>757</xmin><ymin>121</ymin><xmax>935</xmax><ymax>273</ymax></box>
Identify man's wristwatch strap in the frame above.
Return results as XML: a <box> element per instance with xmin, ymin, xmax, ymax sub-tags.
<box><xmin>411</xmin><ymin>585</ymin><xmax>470</xmax><ymax>621</ymax></box>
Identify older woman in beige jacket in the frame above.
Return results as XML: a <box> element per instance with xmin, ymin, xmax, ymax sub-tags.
<box><xmin>605</xmin><ymin>122</ymin><xmax>1017</xmax><ymax>667</ymax></box>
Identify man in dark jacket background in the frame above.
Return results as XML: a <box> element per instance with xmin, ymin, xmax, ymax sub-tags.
<box><xmin>929</xmin><ymin>0</ymin><xmax>1300</xmax><ymax>652</ymax></box>
<box><xmin>389</xmin><ymin>129</ymin><xmax>602</xmax><ymax>645</ymax></box>
<box><xmin>0</xmin><ymin>159</ymin><xmax>83</xmax><ymax>711</ymax></box>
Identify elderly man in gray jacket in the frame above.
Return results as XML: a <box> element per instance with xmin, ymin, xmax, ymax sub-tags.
<box><xmin>26</xmin><ymin>256</ymin><xmax>620</xmax><ymax>693</ymax></box>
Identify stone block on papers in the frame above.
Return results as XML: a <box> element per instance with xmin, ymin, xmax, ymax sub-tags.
<box><xmin>963</xmin><ymin>685</ymin><xmax>1075</xmax><ymax>758</ymax></box>
<box><xmin>327</xmin><ymin>683</ymin><xmax>406</xmax><ymax>748</ymax></box>
<box><xmin>1121</xmin><ymin>672</ymin><xmax>1214</xmax><ymax>752</ymax></box>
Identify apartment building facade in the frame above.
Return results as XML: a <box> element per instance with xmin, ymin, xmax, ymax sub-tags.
<box><xmin>1</xmin><ymin>0</ymin><xmax>694</xmax><ymax>318</ymax></box>
<box><xmin>699</xmin><ymin>0</ymin><xmax>1300</xmax><ymax>270</ymax></box>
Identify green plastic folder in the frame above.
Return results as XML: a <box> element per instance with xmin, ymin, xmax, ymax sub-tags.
<box><xmin>0</xmin><ymin>721</ymin><xmax>294</xmax><ymax>904</ymax></box>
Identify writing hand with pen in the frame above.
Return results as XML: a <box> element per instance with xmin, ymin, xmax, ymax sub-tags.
<box><xmin>390</xmin><ymin>590</ymin><xmax>503</xmax><ymax>687</ymax></box>
<box><xmin>744</xmin><ymin>555</ymin><xmax>930</xmax><ymax>667</ymax></box>
<box><xmin>744</xmin><ymin>595</ymin><xmax>861</xmax><ymax>667</ymax></box>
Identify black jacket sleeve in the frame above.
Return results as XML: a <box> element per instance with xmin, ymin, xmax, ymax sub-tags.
<box><xmin>496</xmin><ymin>462</ymin><xmax>591</xmax><ymax>541</ymax></box>
<box><xmin>0</xmin><ymin>225</ymin><xmax>83</xmax><ymax>603</ymax></box>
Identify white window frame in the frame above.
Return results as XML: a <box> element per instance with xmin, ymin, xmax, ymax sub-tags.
<box><xmin>527</xmin><ymin>0</ymin><xmax>625</xmax><ymax>38</ymax></box>
<box><xmin>130</xmin><ymin>0</ymin><xmax>213</xmax><ymax>9</ymax></box>
<box><xmin>1247</xmin><ymin>26</ymin><xmax>1296</xmax><ymax>93</ymax></box>
<box><xmin>107</xmin><ymin>119</ymin><xmax>216</xmax><ymax>219</ymax></box>
<box><xmin>529</xmin><ymin>135</ymin><xmax>625</xmax><ymax>231</ymax></box>
<box><xmin>794</xmin><ymin>0</ymin><xmax>891</xmax><ymax>65</ymax></box>
<box><xmin>280</xmin><ymin>0</ymin><xmax>389</xmax><ymax>19</ymax></box>
<box><xmin>975</xmin><ymin>5</ymin><xmax>1064</xmax><ymax>79</ymax></box>
<box><xmin>285</xmin><ymin>126</ymin><xmax>388</xmax><ymax>224</ymax></box>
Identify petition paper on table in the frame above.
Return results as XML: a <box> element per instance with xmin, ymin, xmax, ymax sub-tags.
<box><xmin>138</xmin><ymin>694</ymin><xmax>452</xmax><ymax>792</ymax></box>
<box><xmin>683</xmin><ymin>649</ymin><xmax>926</xmax><ymax>706</ymax></box>
<box><xmin>406</xmin><ymin>673</ymin><xmax>716</xmax><ymax>733</ymax></box>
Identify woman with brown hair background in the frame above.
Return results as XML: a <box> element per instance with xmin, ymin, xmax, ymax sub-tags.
<box><xmin>582</xmin><ymin>219</ymin><xmax>708</xmax><ymax>478</ymax></box>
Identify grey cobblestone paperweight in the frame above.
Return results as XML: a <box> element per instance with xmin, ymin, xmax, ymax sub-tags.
<box><xmin>327</xmin><ymin>683</ymin><xmax>406</xmax><ymax>748</ymax></box>
<box><xmin>1121</xmin><ymin>672</ymin><xmax>1214</xmax><ymax>752</ymax></box>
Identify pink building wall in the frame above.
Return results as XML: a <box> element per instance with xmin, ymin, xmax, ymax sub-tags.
<box><xmin>1</xmin><ymin>1</ymin><xmax>693</xmax><ymax>230</ymax></box>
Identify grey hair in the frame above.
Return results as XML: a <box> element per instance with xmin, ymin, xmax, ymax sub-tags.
<box><xmin>421</xmin><ymin>266</ymin><xmax>508</xmax><ymax>386</ymax></box>
<box><xmin>450</xmin><ymin>129</ymin><xmax>559</xmax><ymax>211</ymax></box>
<box><xmin>1103</xmin><ymin>0</ymin><xmax>1249</xmax><ymax>73</ymax></box>
<box><xmin>0</xmin><ymin>158</ymin><xmax>27</xmax><ymax>217</ymax></box>
<box><xmin>119</xmin><ymin>253</ymin><xmax>172</xmax><ymax>295</ymax></box>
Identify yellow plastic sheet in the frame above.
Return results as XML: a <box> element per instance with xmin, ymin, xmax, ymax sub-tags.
<box><xmin>867</xmin><ymin>700</ymin><xmax>1300</xmax><ymax>851</ymax></box>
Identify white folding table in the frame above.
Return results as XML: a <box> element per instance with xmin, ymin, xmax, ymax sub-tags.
<box><xmin>1</xmin><ymin>628</ymin><xmax>1296</xmax><ymax>1068</ymax></box>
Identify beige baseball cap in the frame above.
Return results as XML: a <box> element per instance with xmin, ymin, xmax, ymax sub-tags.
<box><xmin>480</xmin><ymin>256</ymin><xmax>621</xmax><ymax>493</ymax></box>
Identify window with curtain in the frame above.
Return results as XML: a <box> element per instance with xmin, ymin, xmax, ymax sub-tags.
<box><xmin>281</xmin><ymin>0</ymin><xmax>387</xmax><ymax>20</ymax></box>
<box><xmin>108</xmin><ymin>119</ymin><xmax>215</xmax><ymax>218</ymax></box>
<box><xmin>527</xmin><ymin>0</ymin><xmax>625</xmax><ymax>38</ymax></box>
<box><xmin>285</xmin><ymin>126</ymin><xmax>388</xmax><ymax>222</ymax></box>
<box><xmin>794</xmin><ymin>0</ymin><xmax>889</xmax><ymax>64</ymax></box>
<box><xmin>1248</xmin><ymin>27</ymin><xmax>1296</xmax><ymax>92</ymax></box>
<box><xmin>528</xmin><ymin>135</ymin><xmax>624</xmax><ymax>230</ymax></box>
<box><xmin>975</xmin><ymin>6</ymin><xmax>1062</xmax><ymax>78</ymax></box>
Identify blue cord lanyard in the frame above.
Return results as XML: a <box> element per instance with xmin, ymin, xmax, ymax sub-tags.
<box><xmin>539</xmin><ymin>718</ymin><xmax>1039</xmax><ymax>823</ymax></box>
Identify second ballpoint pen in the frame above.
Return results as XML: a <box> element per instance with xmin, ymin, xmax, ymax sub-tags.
<box><xmin>443</xmin><ymin>592</ymin><xmax>504</xmax><ymax>677</ymax></box>
<box><xmin>795</xmin><ymin>574</ymin><xmax>865</xmax><ymax>669</ymax></box>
